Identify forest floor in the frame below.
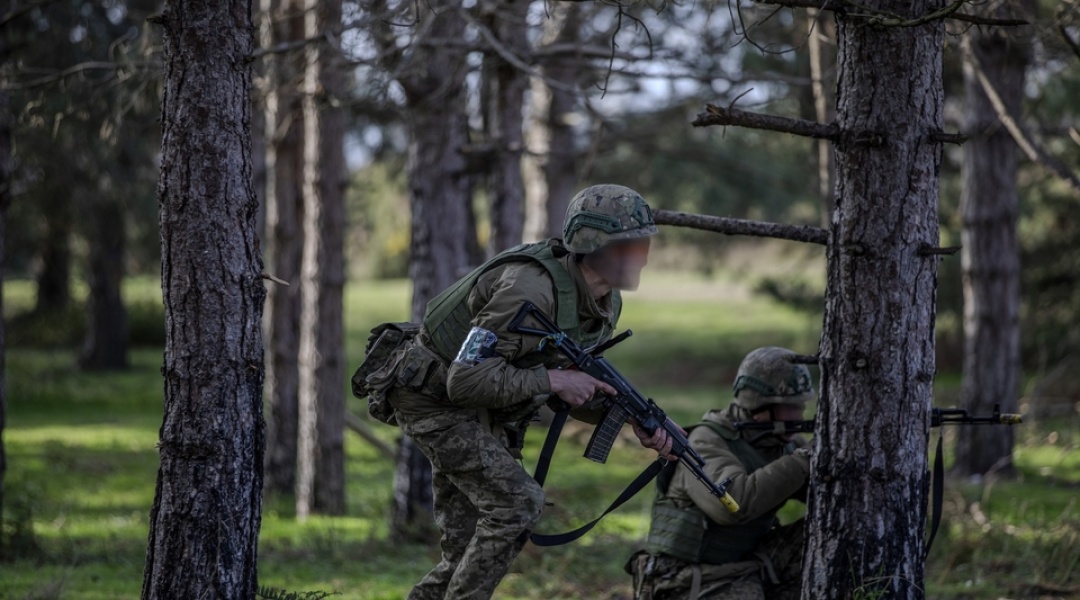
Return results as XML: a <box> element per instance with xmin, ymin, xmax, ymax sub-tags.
<box><xmin>2</xmin><ymin>274</ymin><xmax>1077</xmax><ymax>599</ymax></box>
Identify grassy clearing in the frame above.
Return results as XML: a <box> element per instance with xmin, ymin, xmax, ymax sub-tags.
<box><xmin>2</xmin><ymin>274</ymin><xmax>1078</xmax><ymax>599</ymax></box>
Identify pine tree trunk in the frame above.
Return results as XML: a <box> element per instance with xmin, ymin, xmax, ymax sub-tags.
<box><xmin>34</xmin><ymin>201</ymin><xmax>71</xmax><ymax>314</ymax></box>
<box><xmin>405</xmin><ymin>107</ymin><xmax>473</xmax><ymax>319</ymax></box>
<box><xmin>79</xmin><ymin>178</ymin><xmax>129</xmax><ymax>371</ymax></box>
<box><xmin>141</xmin><ymin>1</ymin><xmax>265</xmax><ymax>598</ymax></box>
<box><xmin>0</xmin><ymin>70</ymin><xmax>11</xmax><ymax>554</ymax></box>
<box><xmin>954</xmin><ymin>4</ymin><xmax>1031</xmax><ymax>478</ymax></box>
<box><xmin>486</xmin><ymin>0</ymin><xmax>529</xmax><ymax>253</ymax></box>
<box><xmin>523</xmin><ymin>3</ymin><xmax>580</xmax><ymax>242</ymax></box>
<box><xmin>802</xmin><ymin>3</ymin><xmax>943</xmax><ymax>597</ymax></box>
<box><xmin>392</xmin><ymin>6</ymin><xmax>474</xmax><ymax>537</ymax></box>
<box><xmin>295</xmin><ymin>0</ymin><xmax>347</xmax><ymax>518</ymax></box>
<box><xmin>261</xmin><ymin>0</ymin><xmax>305</xmax><ymax>498</ymax></box>
<box><xmin>542</xmin><ymin>5</ymin><xmax>582</xmax><ymax>240</ymax></box>
<box><xmin>522</xmin><ymin>75</ymin><xmax>551</xmax><ymax>243</ymax></box>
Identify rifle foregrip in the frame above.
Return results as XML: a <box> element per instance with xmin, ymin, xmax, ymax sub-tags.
<box><xmin>584</xmin><ymin>404</ymin><xmax>629</xmax><ymax>464</ymax></box>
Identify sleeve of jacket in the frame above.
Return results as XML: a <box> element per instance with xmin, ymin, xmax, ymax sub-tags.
<box><xmin>676</xmin><ymin>427</ymin><xmax>809</xmax><ymax>526</ymax></box>
<box><xmin>444</xmin><ymin>262</ymin><xmax>557</xmax><ymax>409</ymax></box>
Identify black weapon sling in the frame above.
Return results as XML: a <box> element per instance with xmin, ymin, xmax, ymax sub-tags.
<box><xmin>527</xmin><ymin>402</ymin><xmax>666</xmax><ymax>547</ymax></box>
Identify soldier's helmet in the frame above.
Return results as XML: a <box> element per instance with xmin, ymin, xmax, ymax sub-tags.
<box><xmin>732</xmin><ymin>347</ymin><xmax>814</xmax><ymax>412</ymax></box>
<box><xmin>562</xmin><ymin>184</ymin><xmax>658</xmax><ymax>254</ymax></box>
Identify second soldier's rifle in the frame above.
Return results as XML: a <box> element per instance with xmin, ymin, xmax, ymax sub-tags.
<box><xmin>509</xmin><ymin>301</ymin><xmax>739</xmax><ymax>546</ymax></box>
<box><xmin>733</xmin><ymin>405</ymin><xmax>1023</xmax><ymax>438</ymax></box>
<box><xmin>732</xmin><ymin>403</ymin><xmax>1022</xmax><ymax>556</ymax></box>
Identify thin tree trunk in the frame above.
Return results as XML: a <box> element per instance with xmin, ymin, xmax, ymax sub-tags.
<box><xmin>389</xmin><ymin>5</ymin><xmax>474</xmax><ymax>538</ymax></box>
<box><xmin>296</xmin><ymin>0</ymin><xmax>346</xmax><ymax>518</ymax></box>
<box><xmin>954</xmin><ymin>1</ymin><xmax>1032</xmax><ymax>478</ymax></box>
<box><xmin>141</xmin><ymin>1</ymin><xmax>265</xmax><ymax>597</ymax></box>
<box><xmin>0</xmin><ymin>63</ymin><xmax>11</xmax><ymax>554</ymax></box>
<box><xmin>34</xmin><ymin>200</ymin><xmax>71</xmax><ymax>314</ymax></box>
<box><xmin>78</xmin><ymin>184</ymin><xmax>129</xmax><ymax>370</ymax></box>
<box><xmin>807</xmin><ymin>8</ymin><xmax>835</xmax><ymax>227</ymax></box>
<box><xmin>261</xmin><ymin>0</ymin><xmax>305</xmax><ymax>499</ymax></box>
<box><xmin>523</xmin><ymin>3</ymin><xmax>580</xmax><ymax>242</ymax></box>
<box><xmin>803</xmin><ymin>3</ymin><xmax>943</xmax><ymax>597</ymax></box>
<box><xmin>486</xmin><ymin>0</ymin><xmax>529</xmax><ymax>253</ymax></box>
<box><xmin>522</xmin><ymin>74</ymin><xmax>551</xmax><ymax>243</ymax></box>
<box><xmin>542</xmin><ymin>5</ymin><xmax>582</xmax><ymax>239</ymax></box>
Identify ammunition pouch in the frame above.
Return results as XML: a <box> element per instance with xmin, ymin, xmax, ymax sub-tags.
<box><xmin>351</xmin><ymin>322</ymin><xmax>420</xmax><ymax>425</ymax></box>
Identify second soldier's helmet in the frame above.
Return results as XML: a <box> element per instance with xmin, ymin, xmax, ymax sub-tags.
<box><xmin>562</xmin><ymin>184</ymin><xmax>658</xmax><ymax>254</ymax></box>
<box><xmin>732</xmin><ymin>347</ymin><xmax>814</xmax><ymax>412</ymax></box>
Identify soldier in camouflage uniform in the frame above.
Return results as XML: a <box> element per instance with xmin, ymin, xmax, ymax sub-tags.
<box><xmin>626</xmin><ymin>347</ymin><xmax>813</xmax><ymax>600</ymax></box>
<box><xmin>375</xmin><ymin>184</ymin><xmax>677</xmax><ymax>600</ymax></box>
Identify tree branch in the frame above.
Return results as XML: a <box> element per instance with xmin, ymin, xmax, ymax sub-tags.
<box><xmin>748</xmin><ymin>0</ymin><xmax>1029</xmax><ymax>26</ymax></box>
<box><xmin>950</xmin><ymin>11</ymin><xmax>1029</xmax><ymax>26</ymax></box>
<box><xmin>344</xmin><ymin>412</ymin><xmax>395</xmax><ymax>460</ymax></box>
<box><xmin>457</xmin><ymin>8</ymin><xmax>581</xmax><ymax>96</ymax></box>
<box><xmin>966</xmin><ymin>40</ymin><xmax>1080</xmax><ymax>194</ymax></box>
<box><xmin>1060</xmin><ymin>23</ymin><xmax>1080</xmax><ymax>62</ymax></box>
<box><xmin>654</xmin><ymin>209</ymin><xmax>828</xmax><ymax>245</ymax></box>
<box><xmin>693</xmin><ymin>103</ymin><xmax>840</xmax><ymax>140</ymax></box>
<box><xmin>0</xmin><ymin>0</ymin><xmax>61</xmax><ymax>28</ymax></box>
<box><xmin>3</xmin><ymin>61</ymin><xmax>156</xmax><ymax>91</ymax></box>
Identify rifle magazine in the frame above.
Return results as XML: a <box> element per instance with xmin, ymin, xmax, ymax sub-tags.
<box><xmin>584</xmin><ymin>403</ymin><xmax>629</xmax><ymax>464</ymax></box>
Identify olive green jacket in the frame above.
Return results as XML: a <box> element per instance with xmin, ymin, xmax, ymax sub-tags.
<box><xmin>390</xmin><ymin>255</ymin><xmax>618</xmax><ymax>429</ymax></box>
<box><xmin>665</xmin><ymin>406</ymin><xmax>809</xmax><ymax>526</ymax></box>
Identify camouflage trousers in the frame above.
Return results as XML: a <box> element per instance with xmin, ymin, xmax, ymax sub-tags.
<box><xmin>392</xmin><ymin>389</ymin><xmax>545</xmax><ymax>600</ymax></box>
<box><xmin>626</xmin><ymin>520</ymin><xmax>805</xmax><ymax>600</ymax></box>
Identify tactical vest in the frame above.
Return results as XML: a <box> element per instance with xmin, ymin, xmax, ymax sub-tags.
<box><xmin>422</xmin><ymin>239</ymin><xmax>622</xmax><ymax>364</ymax></box>
<box><xmin>644</xmin><ymin>421</ymin><xmax>778</xmax><ymax>565</ymax></box>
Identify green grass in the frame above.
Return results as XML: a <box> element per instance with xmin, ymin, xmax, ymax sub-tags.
<box><xmin>2</xmin><ymin>273</ymin><xmax>1078</xmax><ymax>599</ymax></box>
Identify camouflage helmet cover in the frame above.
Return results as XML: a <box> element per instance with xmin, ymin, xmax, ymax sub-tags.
<box><xmin>562</xmin><ymin>184</ymin><xmax>659</xmax><ymax>254</ymax></box>
<box><xmin>732</xmin><ymin>347</ymin><xmax>814</xmax><ymax>412</ymax></box>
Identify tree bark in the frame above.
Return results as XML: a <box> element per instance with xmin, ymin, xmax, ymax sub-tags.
<box><xmin>141</xmin><ymin>1</ymin><xmax>266</xmax><ymax>598</ymax></box>
<box><xmin>803</xmin><ymin>3</ymin><xmax>943</xmax><ymax>598</ymax></box>
<box><xmin>402</xmin><ymin>31</ymin><xmax>473</xmax><ymax>321</ymax></box>
<box><xmin>260</xmin><ymin>0</ymin><xmax>305</xmax><ymax>499</ymax></box>
<box><xmin>484</xmin><ymin>0</ymin><xmax>529</xmax><ymax>254</ymax></box>
<box><xmin>295</xmin><ymin>0</ymin><xmax>347</xmax><ymax>519</ymax></box>
<box><xmin>954</xmin><ymin>1</ymin><xmax>1032</xmax><ymax>478</ymax></box>
<box><xmin>807</xmin><ymin>8</ymin><xmax>836</xmax><ymax>226</ymax></box>
<box><xmin>387</xmin><ymin>4</ymin><xmax>475</xmax><ymax>538</ymax></box>
<box><xmin>542</xmin><ymin>5</ymin><xmax>582</xmax><ymax>240</ymax></box>
<box><xmin>523</xmin><ymin>3</ymin><xmax>581</xmax><ymax>241</ymax></box>
<box><xmin>0</xmin><ymin>56</ymin><xmax>11</xmax><ymax>554</ymax></box>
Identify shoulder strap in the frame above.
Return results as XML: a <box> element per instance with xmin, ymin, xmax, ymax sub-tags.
<box><xmin>530</xmin><ymin>459</ymin><xmax>667</xmax><ymax>547</ymax></box>
<box><xmin>528</xmin><ymin>401</ymin><xmax>666</xmax><ymax>547</ymax></box>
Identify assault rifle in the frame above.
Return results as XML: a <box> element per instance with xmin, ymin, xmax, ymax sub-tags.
<box><xmin>733</xmin><ymin>405</ymin><xmax>1023</xmax><ymax>437</ymax></box>
<box><xmin>731</xmin><ymin>404</ymin><xmax>1022</xmax><ymax>556</ymax></box>
<box><xmin>509</xmin><ymin>301</ymin><xmax>740</xmax><ymax>514</ymax></box>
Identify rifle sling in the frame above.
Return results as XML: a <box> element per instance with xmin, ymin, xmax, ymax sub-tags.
<box><xmin>529</xmin><ymin>402</ymin><xmax>663</xmax><ymax>547</ymax></box>
<box><xmin>925</xmin><ymin>430</ymin><xmax>945</xmax><ymax>558</ymax></box>
<box><xmin>532</xmin><ymin>403</ymin><xmax>570</xmax><ymax>488</ymax></box>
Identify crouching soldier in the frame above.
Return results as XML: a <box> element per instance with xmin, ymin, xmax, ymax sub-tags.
<box><xmin>626</xmin><ymin>347</ymin><xmax>813</xmax><ymax>600</ymax></box>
